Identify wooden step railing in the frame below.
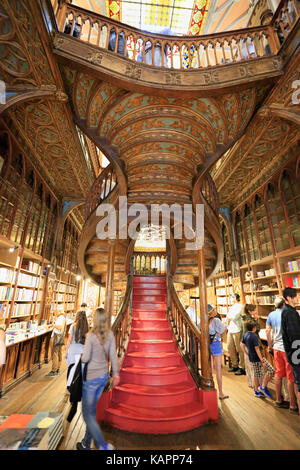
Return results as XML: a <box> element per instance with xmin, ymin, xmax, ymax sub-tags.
<box><xmin>167</xmin><ymin>272</ymin><xmax>214</xmax><ymax>389</ymax></box>
<box><xmin>55</xmin><ymin>0</ymin><xmax>299</xmax><ymax>70</ymax></box>
<box><xmin>132</xmin><ymin>252</ymin><xmax>167</xmax><ymax>276</ymax></box>
<box><xmin>111</xmin><ymin>274</ymin><xmax>133</xmax><ymax>359</ymax></box>
<box><xmin>85</xmin><ymin>164</ymin><xmax>117</xmax><ymax>220</ymax></box>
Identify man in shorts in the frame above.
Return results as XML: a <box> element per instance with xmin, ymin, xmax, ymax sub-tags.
<box><xmin>266</xmin><ymin>296</ymin><xmax>297</xmax><ymax>411</ymax></box>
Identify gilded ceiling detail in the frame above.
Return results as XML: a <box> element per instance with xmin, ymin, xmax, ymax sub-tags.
<box><xmin>214</xmin><ymin>50</ymin><xmax>300</xmax><ymax>208</ymax></box>
<box><xmin>0</xmin><ymin>0</ymin><xmax>93</xmax><ymax>201</ymax></box>
<box><xmin>61</xmin><ymin>64</ymin><xmax>269</xmax><ymax>204</ymax></box>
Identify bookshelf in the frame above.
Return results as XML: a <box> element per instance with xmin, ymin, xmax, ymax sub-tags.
<box><xmin>211</xmin><ymin>271</ymin><xmax>233</xmax><ymax>317</ymax></box>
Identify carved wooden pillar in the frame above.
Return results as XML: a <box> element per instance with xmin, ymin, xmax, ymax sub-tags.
<box><xmin>56</xmin><ymin>0</ymin><xmax>68</xmax><ymax>31</ymax></box>
<box><xmin>105</xmin><ymin>240</ymin><xmax>116</xmax><ymax>323</ymax></box>
<box><xmin>198</xmin><ymin>247</ymin><xmax>214</xmax><ymax>388</ymax></box>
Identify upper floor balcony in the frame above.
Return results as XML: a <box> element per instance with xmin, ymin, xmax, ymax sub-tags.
<box><xmin>47</xmin><ymin>0</ymin><xmax>299</xmax><ymax>94</ymax></box>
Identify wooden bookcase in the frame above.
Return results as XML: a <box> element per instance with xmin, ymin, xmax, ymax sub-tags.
<box><xmin>209</xmin><ymin>271</ymin><xmax>233</xmax><ymax>318</ymax></box>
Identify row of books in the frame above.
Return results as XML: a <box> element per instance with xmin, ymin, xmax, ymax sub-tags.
<box><xmin>11</xmin><ymin>303</ymin><xmax>41</xmax><ymax>317</ymax></box>
<box><xmin>284</xmin><ymin>259</ymin><xmax>300</xmax><ymax>272</ymax></box>
<box><xmin>257</xmin><ymin>295</ymin><xmax>277</xmax><ymax>305</ymax></box>
<box><xmin>285</xmin><ymin>276</ymin><xmax>300</xmax><ymax>288</ymax></box>
<box><xmin>21</xmin><ymin>260</ymin><xmax>40</xmax><ymax>274</ymax></box>
<box><xmin>0</xmin><ymin>286</ymin><xmax>12</xmax><ymax>301</ymax></box>
<box><xmin>217</xmin><ymin>306</ymin><xmax>229</xmax><ymax>315</ymax></box>
<box><xmin>18</xmin><ymin>273</ymin><xmax>40</xmax><ymax>288</ymax></box>
<box><xmin>53</xmin><ymin>282</ymin><xmax>77</xmax><ymax>294</ymax></box>
<box><xmin>15</xmin><ymin>288</ymin><xmax>43</xmax><ymax>302</ymax></box>
<box><xmin>0</xmin><ymin>268</ymin><xmax>14</xmax><ymax>284</ymax></box>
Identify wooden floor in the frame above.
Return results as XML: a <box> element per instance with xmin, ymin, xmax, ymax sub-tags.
<box><xmin>0</xmin><ymin>359</ymin><xmax>299</xmax><ymax>450</ymax></box>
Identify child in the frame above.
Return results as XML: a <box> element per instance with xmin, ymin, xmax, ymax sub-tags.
<box><xmin>208</xmin><ymin>304</ymin><xmax>229</xmax><ymax>400</ymax></box>
<box><xmin>240</xmin><ymin>320</ymin><xmax>275</xmax><ymax>398</ymax></box>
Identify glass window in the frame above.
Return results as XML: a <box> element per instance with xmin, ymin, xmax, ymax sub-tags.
<box><xmin>235</xmin><ymin>212</ymin><xmax>247</xmax><ymax>265</ymax></box>
<box><xmin>266</xmin><ymin>183</ymin><xmax>290</xmax><ymax>252</ymax></box>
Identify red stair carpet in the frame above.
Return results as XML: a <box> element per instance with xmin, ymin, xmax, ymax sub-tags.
<box><xmin>98</xmin><ymin>276</ymin><xmax>218</xmax><ymax>434</ymax></box>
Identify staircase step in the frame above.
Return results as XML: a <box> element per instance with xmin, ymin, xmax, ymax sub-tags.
<box><xmin>132</xmin><ymin>289</ymin><xmax>166</xmax><ymax>296</ymax></box>
<box><xmin>127</xmin><ymin>339</ymin><xmax>177</xmax><ymax>353</ymax></box>
<box><xmin>112</xmin><ymin>382</ymin><xmax>197</xmax><ymax>407</ymax></box>
<box><xmin>120</xmin><ymin>365</ymin><xmax>189</xmax><ymax>385</ymax></box>
<box><xmin>132</xmin><ymin>283</ymin><xmax>166</xmax><ymax>290</ymax></box>
<box><xmin>130</xmin><ymin>328</ymin><xmax>172</xmax><ymax>340</ymax></box>
<box><xmin>132</xmin><ymin>310</ymin><xmax>167</xmax><ymax>320</ymax></box>
<box><xmin>131</xmin><ymin>318</ymin><xmax>169</xmax><ymax>328</ymax></box>
<box><xmin>132</xmin><ymin>302</ymin><xmax>166</xmax><ymax>310</ymax></box>
<box><xmin>133</xmin><ymin>295</ymin><xmax>166</xmax><ymax>303</ymax></box>
<box><xmin>133</xmin><ymin>276</ymin><xmax>166</xmax><ymax>284</ymax></box>
<box><xmin>124</xmin><ymin>351</ymin><xmax>181</xmax><ymax>368</ymax></box>
<box><xmin>104</xmin><ymin>401</ymin><xmax>209</xmax><ymax>434</ymax></box>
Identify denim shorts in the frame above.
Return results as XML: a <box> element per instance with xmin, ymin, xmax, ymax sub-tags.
<box><xmin>210</xmin><ymin>340</ymin><xmax>223</xmax><ymax>357</ymax></box>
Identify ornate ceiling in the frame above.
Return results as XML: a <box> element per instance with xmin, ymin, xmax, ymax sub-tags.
<box><xmin>213</xmin><ymin>48</ymin><xmax>300</xmax><ymax>208</ymax></box>
<box><xmin>0</xmin><ymin>0</ymin><xmax>93</xmax><ymax>200</ymax></box>
<box><xmin>61</xmin><ymin>63</ymin><xmax>270</xmax><ymax>204</ymax></box>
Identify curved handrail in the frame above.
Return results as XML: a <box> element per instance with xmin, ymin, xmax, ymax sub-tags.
<box><xmin>167</xmin><ymin>273</ymin><xmax>214</xmax><ymax>389</ymax></box>
<box><xmin>200</xmin><ymin>172</ymin><xmax>219</xmax><ymax>217</ymax></box>
<box><xmin>112</xmin><ymin>274</ymin><xmax>133</xmax><ymax>358</ymax></box>
<box><xmin>56</xmin><ymin>0</ymin><xmax>298</xmax><ymax>71</ymax></box>
<box><xmin>85</xmin><ymin>164</ymin><xmax>117</xmax><ymax>220</ymax></box>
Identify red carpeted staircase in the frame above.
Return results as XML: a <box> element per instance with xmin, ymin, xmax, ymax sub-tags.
<box><xmin>99</xmin><ymin>276</ymin><xmax>218</xmax><ymax>434</ymax></box>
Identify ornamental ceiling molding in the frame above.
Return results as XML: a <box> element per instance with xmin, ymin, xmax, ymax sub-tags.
<box><xmin>8</xmin><ymin>99</ymin><xmax>92</xmax><ymax>199</ymax></box>
<box><xmin>0</xmin><ymin>0</ymin><xmax>55</xmax><ymax>87</ymax></box>
<box><xmin>219</xmin><ymin>117</ymin><xmax>300</xmax><ymax>207</ymax></box>
<box><xmin>213</xmin><ymin>48</ymin><xmax>300</xmax><ymax>206</ymax></box>
<box><xmin>52</xmin><ymin>31</ymin><xmax>284</xmax><ymax>96</ymax></box>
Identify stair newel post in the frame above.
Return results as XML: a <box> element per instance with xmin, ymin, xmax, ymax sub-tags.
<box><xmin>105</xmin><ymin>239</ymin><xmax>116</xmax><ymax>324</ymax></box>
<box><xmin>198</xmin><ymin>247</ymin><xmax>214</xmax><ymax>388</ymax></box>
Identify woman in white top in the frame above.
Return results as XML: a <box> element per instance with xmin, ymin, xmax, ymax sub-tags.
<box><xmin>208</xmin><ymin>304</ymin><xmax>229</xmax><ymax>400</ymax></box>
<box><xmin>65</xmin><ymin>310</ymin><xmax>89</xmax><ymax>370</ymax></box>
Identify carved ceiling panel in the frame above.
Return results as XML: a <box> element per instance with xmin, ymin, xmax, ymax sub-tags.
<box><xmin>8</xmin><ymin>99</ymin><xmax>92</xmax><ymax>199</ymax></box>
<box><xmin>213</xmin><ymin>50</ymin><xmax>300</xmax><ymax>208</ymax></box>
<box><xmin>59</xmin><ymin>64</ymin><xmax>269</xmax><ymax>204</ymax></box>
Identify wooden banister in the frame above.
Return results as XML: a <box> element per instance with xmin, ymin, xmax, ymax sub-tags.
<box><xmin>111</xmin><ymin>274</ymin><xmax>133</xmax><ymax>359</ymax></box>
<box><xmin>85</xmin><ymin>164</ymin><xmax>117</xmax><ymax>220</ymax></box>
<box><xmin>166</xmin><ymin>272</ymin><xmax>214</xmax><ymax>390</ymax></box>
<box><xmin>54</xmin><ymin>1</ymin><xmax>299</xmax><ymax>71</ymax></box>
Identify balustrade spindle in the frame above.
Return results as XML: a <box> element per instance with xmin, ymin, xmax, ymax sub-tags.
<box><xmin>58</xmin><ymin>1</ymin><xmax>298</xmax><ymax>71</ymax></box>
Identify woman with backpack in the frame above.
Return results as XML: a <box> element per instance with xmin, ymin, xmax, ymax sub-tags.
<box><xmin>208</xmin><ymin>304</ymin><xmax>229</xmax><ymax>400</ymax></box>
<box><xmin>76</xmin><ymin>307</ymin><xmax>119</xmax><ymax>451</ymax></box>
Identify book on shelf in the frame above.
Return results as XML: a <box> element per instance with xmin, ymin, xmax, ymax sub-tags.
<box><xmin>0</xmin><ymin>268</ymin><xmax>14</xmax><ymax>284</ymax></box>
<box><xmin>284</xmin><ymin>259</ymin><xmax>300</xmax><ymax>272</ymax></box>
<box><xmin>0</xmin><ymin>286</ymin><xmax>13</xmax><ymax>301</ymax></box>
<box><xmin>21</xmin><ymin>260</ymin><xmax>40</xmax><ymax>275</ymax></box>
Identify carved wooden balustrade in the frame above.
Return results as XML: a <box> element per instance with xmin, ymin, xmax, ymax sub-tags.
<box><xmin>55</xmin><ymin>0</ymin><xmax>299</xmax><ymax>71</ymax></box>
<box><xmin>132</xmin><ymin>252</ymin><xmax>167</xmax><ymax>276</ymax></box>
<box><xmin>167</xmin><ymin>273</ymin><xmax>214</xmax><ymax>389</ymax></box>
<box><xmin>85</xmin><ymin>164</ymin><xmax>117</xmax><ymax>220</ymax></box>
<box><xmin>111</xmin><ymin>274</ymin><xmax>133</xmax><ymax>359</ymax></box>
<box><xmin>200</xmin><ymin>173</ymin><xmax>219</xmax><ymax>217</ymax></box>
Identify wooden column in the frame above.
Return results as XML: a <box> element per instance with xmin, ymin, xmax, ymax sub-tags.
<box><xmin>198</xmin><ymin>247</ymin><xmax>214</xmax><ymax>388</ymax></box>
<box><xmin>105</xmin><ymin>240</ymin><xmax>116</xmax><ymax>324</ymax></box>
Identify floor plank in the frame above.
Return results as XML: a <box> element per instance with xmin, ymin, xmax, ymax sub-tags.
<box><xmin>0</xmin><ymin>360</ymin><xmax>299</xmax><ymax>450</ymax></box>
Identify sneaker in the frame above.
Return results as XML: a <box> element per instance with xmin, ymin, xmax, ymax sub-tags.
<box><xmin>76</xmin><ymin>441</ymin><xmax>90</xmax><ymax>450</ymax></box>
<box><xmin>228</xmin><ymin>367</ymin><xmax>239</xmax><ymax>372</ymax></box>
<box><xmin>45</xmin><ymin>371</ymin><xmax>57</xmax><ymax>378</ymax></box>
<box><xmin>100</xmin><ymin>442</ymin><xmax>115</xmax><ymax>450</ymax></box>
<box><xmin>235</xmin><ymin>368</ymin><xmax>246</xmax><ymax>376</ymax></box>
<box><xmin>289</xmin><ymin>406</ymin><xmax>299</xmax><ymax>414</ymax></box>
<box><xmin>56</xmin><ymin>369</ymin><xmax>60</xmax><ymax>375</ymax></box>
<box><xmin>259</xmin><ymin>385</ymin><xmax>272</xmax><ymax>399</ymax></box>
<box><xmin>254</xmin><ymin>390</ymin><xmax>266</xmax><ymax>398</ymax></box>
<box><xmin>275</xmin><ymin>401</ymin><xmax>285</xmax><ymax>408</ymax></box>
